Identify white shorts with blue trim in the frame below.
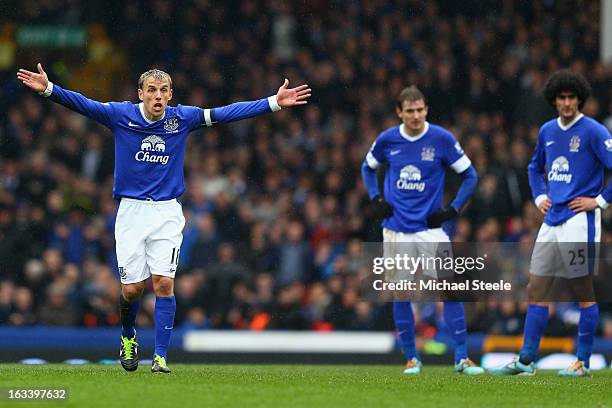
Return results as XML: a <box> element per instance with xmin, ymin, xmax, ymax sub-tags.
<box><xmin>115</xmin><ymin>198</ymin><xmax>185</xmax><ymax>284</ymax></box>
<box><xmin>530</xmin><ymin>209</ymin><xmax>600</xmax><ymax>278</ymax></box>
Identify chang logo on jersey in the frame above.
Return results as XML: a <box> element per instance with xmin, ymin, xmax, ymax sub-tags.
<box><xmin>397</xmin><ymin>165</ymin><xmax>426</xmax><ymax>192</ymax></box>
<box><xmin>135</xmin><ymin>135</ymin><xmax>170</xmax><ymax>165</ymax></box>
<box><xmin>548</xmin><ymin>156</ymin><xmax>572</xmax><ymax>183</ymax></box>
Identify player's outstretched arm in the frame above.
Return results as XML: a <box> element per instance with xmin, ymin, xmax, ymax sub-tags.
<box><xmin>17</xmin><ymin>63</ymin><xmax>114</xmax><ymax>128</ymax></box>
<box><xmin>202</xmin><ymin>79</ymin><xmax>311</xmax><ymax>127</ymax></box>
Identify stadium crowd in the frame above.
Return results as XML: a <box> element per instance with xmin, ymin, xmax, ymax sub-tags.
<box><xmin>1</xmin><ymin>0</ymin><xmax>611</xmax><ymax>340</ymax></box>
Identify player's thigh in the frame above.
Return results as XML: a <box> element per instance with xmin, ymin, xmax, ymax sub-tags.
<box><xmin>115</xmin><ymin>200</ymin><xmax>149</xmax><ymax>284</ymax></box>
<box><xmin>530</xmin><ymin>223</ymin><xmax>564</xmax><ymax>277</ymax></box>
<box><xmin>382</xmin><ymin>228</ymin><xmax>418</xmax><ymax>282</ymax></box>
<box><xmin>146</xmin><ymin>201</ymin><xmax>185</xmax><ymax>278</ymax></box>
<box><xmin>416</xmin><ymin>228</ymin><xmax>452</xmax><ymax>278</ymax></box>
<box><xmin>558</xmin><ymin>211</ymin><xmax>600</xmax><ymax>278</ymax></box>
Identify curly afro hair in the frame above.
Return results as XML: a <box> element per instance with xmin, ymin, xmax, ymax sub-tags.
<box><xmin>543</xmin><ymin>69</ymin><xmax>591</xmax><ymax>110</ymax></box>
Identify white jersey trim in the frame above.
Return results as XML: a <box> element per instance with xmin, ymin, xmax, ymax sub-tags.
<box><xmin>203</xmin><ymin>108</ymin><xmax>213</xmax><ymax>127</ymax></box>
<box><xmin>267</xmin><ymin>95</ymin><xmax>282</xmax><ymax>112</ymax></box>
<box><xmin>39</xmin><ymin>81</ymin><xmax>54</xmax><ymax>97</ymax></box>
<box><xmin>399</xmin><ymin>122</ymin><xmax>429</xmax><ymax>142</ymax></box>
<box><xmin>450</xmin><ymin>155</ymin><xmax>471</xmax><ymax>173</ymax></box>
<box><xmin>534</xmin><ymin>194</ymin><xmax>549</xmax><ymax>208</ymax></box>
<box><xmin>366</xmin><ymin>152</ymin><xmax>380</xmax><ymax>169</ymax></box>
<box><xmin>557</xmin><ymin>113</ymin><xmax>584</xmax><ymax>131</ymax></box>
<box><xmin>595</xmin><ymin>194</ymin><xmax>609</xmax><ymax>209</ymax></box>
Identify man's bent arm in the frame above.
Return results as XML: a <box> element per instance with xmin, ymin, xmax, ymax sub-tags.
<box><xmin>450</xmin><ymin>165</ymin><xmax>478</xmax><ymax>211</ymax></box>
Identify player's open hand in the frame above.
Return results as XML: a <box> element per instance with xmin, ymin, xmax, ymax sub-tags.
<box><xmin>276</xmin><ymin>79</ymin><xmax>311</xmax><ymax>107</ymax></box>
<box><xmin>568</xmin><ymin>196</ymin><xmax>597</xmax><ymax>213</ymax></box>
<box><xmin>538</xmin><ymin>198</ymin><xmax>552</xmax><ymax>215</ymax></box>
<box><xmin>17</xmin><ymin>63</ymin><xmax>49</xmax><ymax>93</ymax></box>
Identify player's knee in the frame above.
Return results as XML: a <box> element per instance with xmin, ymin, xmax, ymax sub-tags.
<box><xmin>122</xmin><ymin>283</ymin><xmax>144</xmax><ymax>302</ymax></box>
<box><xmin>153</xmin><ymin>276</ymin><xmax>174</xmax><ymax>296</ymax></box>
<box><xmin>526</xmin><ymin>280</ymin><xmax>543</xmax><ymax>302</ymax></box>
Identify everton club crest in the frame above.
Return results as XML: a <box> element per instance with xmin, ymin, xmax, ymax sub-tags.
<box><xmin>164</xmin><ymin>117</ymin><xmax>179</xmax><ymax>133</ymax></box>
<box><xmin>421</xmin><ymin>146</ymin><xmax>435</xmax><ymax>161</ymax></box>
<box><xmin>569</xmin><ymin>135</ymin><xmax>580</xmax><ymax>152</ymax></box>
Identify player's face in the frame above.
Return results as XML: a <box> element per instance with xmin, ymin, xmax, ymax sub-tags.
<box><xmin>396</xmin><ymin>99</ymin><xmax>428</xmax><ymax>135</ymax></box>
<box><xmin>555</xmin><ymin>91</ymin><xmax>580</xmax><ymax>121</ymax></box>
<box><xmin>138</xmin><ymin>77</ymin><xmax>173</xmax><ymax>120</ymax></box>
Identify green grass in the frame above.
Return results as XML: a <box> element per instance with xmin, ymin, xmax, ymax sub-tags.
<box><xmin>0</xmin><ymin>364</ymin><xmax>610</xmax><ymax>408</ymax></box>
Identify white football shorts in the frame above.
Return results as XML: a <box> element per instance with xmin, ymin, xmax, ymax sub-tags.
<box><xmin>530</xmin><ymin>209</ymin><xmax>600</xmax><ymax>278</ymax></box>
<box><xmin>115</xmin><ymin>197</ymin><xmax>185</xmax><ymax>284</ymax></box>
<box><xmin>382</xmin><ymin>227</ymin><xmax>453</xmax><ymax>280</ymax></box>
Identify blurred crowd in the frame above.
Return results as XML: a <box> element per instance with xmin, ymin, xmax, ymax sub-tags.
<box><xmin>0</xmin><ymin>0</ymin><xmax>611</xmax><ymax>340</ymax></box>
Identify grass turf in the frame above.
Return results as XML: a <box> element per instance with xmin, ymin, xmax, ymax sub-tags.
<box><xmin>0</xmin><ymin>364</ymin><xmax>610</xmax><ymax>408</ymax></box>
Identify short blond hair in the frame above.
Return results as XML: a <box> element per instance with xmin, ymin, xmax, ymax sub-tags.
<box><xmin>138</xmin><ymin>69</ymin><xmax>172</xmax><ymax>89</ymax></box>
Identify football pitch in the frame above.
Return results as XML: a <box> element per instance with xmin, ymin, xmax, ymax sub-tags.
<box><xmin>0</xmin><ymin>364</ymin><xmax>610</xmax><ymax>408</ymax></box>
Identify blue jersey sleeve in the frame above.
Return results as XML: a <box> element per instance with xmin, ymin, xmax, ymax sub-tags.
<box><xmin>528</xmin><ymin>130</ymin><xmax>548</xmax><ymax>201</ymax></box>
<box><xmin>362</xmin><ymin>134</ymin><xmax>387</xmax><ymax>199</ymax></box>
<box><xmin>177</xmin><ymin>105</ymin><xmax>204</xmax><ymax>131</ymax></box>
<box><xmin>589</xmin><ymin>123</ymin><xmax>612</xmax><ymax>204</ymax></box>
<box><xmin>365</xmin><ymin>134</ymin><xmax>387</xmax><ymax>169</ymax></box>
<box><xmin>450</xmin><ymin>165</ymin><xmax>478</xmax><ymax>211</ymax></box>
<box><xmin>47</xmin><ymin>83</ymin><xmax>116</xmax><ymax>128</ymax></box>
<box><xmin>202</xmin><ymin>96</ymin><xmax>280</xmax><ymax>127</ymax></box>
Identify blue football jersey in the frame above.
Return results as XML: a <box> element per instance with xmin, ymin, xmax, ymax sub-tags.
<box><xmin>365</xmin><ymin>122</ymin><xmax>471</xmax><ymax>233</ymax></box>
<box><xmin>528</xmin><ymin>114</ymin><xmax>612</xmax><ymax>226</ymax></box>
<box><xmin>47</xmin><ymin>83</ymin><xmax>279</xmax><ymax>201</ymax></box>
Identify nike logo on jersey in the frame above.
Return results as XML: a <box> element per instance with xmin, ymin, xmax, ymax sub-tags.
<box><xmin>164</xmin><ymin>326</ymin><xmax>174</xmax><ymax>330</ymax></box>
<box><xmin>128</xmin><ymin>121</ymin><xmax>140</xmax><ymax>127</ymax></box>
<box><xmin>546</xmin><ymin>141</ymin><xmax>554</xmax><ymax>146</ymax></box>
<box><xmin>390</xmin><ymin>150</ymin><xmax>401</xmax><ymax>156</ymax></box>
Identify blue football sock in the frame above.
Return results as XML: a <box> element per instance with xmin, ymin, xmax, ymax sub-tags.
<box><xmin>119</xmin><ymin>294</ymin><xmax>140</xmax><ymax>338</ymax></box>
<box><xmin>393</xmin><ymin>301</ymin><xmax>418</xmax><ymax>361</ymax></box>
<box><xmin>154</xmin><ymin>295</ymin><xmax>176</xmax><ymax>359</ymax></box>
<box><xmin>443</xmin><ymin>301</ymin><xmax>468</xmax><ymax>363</ymax></box>
<box><xmin>519</xmin><ymin>304</ymin><xmax>549</xmax><ymax>365</ymax></box>
<box><xmin>576</xmin><ymin>304</ymin><xmax>598</xmax><ymax>367</ymax></box>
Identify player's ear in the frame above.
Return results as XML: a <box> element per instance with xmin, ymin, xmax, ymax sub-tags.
<box><xmin>168</xmin><ymin>88</ymin><xmax>173</xmax><ymax>101</ymax></box>
<box><xmin>395</xmin><ymin>106</ymin><xmax>402</xmax><ymax>118</ymax></box>
<box><xmin>138</xmin><ymin>88</ymin><xmax>144</xmax><ymax>101</ymax></box>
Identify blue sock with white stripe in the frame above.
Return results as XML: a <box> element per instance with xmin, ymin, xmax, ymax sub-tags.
<box><xmin>519</xmin><ymin>305</ymin><xmax>549</xmax><ymax>365</ymax></box>
<box><xmin>154</xmin><ymin>295</ymin><xmax>176</xmax><ymax>359</ymax></box>
<box><xmin>576</xmin><ymin>304</ymin><xmax>598</xmax><ymax>368</ymax></box>
<box><xmin>393</xmin><ymin>301</ymin><xmax>418</xmax><ymax>361</ymax></box>
<box><xmin>444</xmin><ymin>301</ymin><xmax>468</xmax><ymax>363</ymax></box>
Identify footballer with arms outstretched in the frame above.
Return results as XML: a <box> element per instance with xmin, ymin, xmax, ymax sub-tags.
<box><xmin>491</xmin><ymin>70</ymin><xmax>611</xmax><ymax>377</ymax></box>
<box><xmin>17</xmin><ymin>63</ymin><xmax>310</xmax><ymax>373</ymax></box>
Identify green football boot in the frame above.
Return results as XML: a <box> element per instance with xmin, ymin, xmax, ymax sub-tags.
<box><xmin>151</xmin><ymin>354</ymin><xmax>171</xmax><ymax>374</ymax></box>
<box><xmin>119</xmin><ymin>335</ymin><xmax>139</xmax><ymax>372</ymax></box>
